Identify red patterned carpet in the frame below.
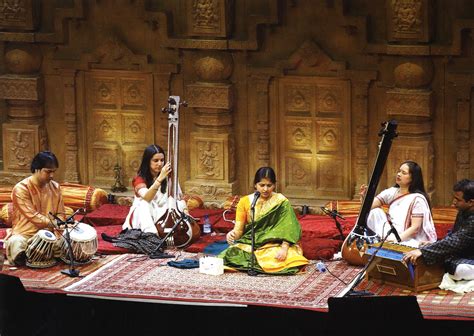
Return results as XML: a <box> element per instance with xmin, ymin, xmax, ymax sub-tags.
<box><xmin>65</xmin><ymin>253</ymin><xmax>361</xmax><ymax>311</ymax></box>
<box><xmin>0</xmin><ymin>255</ymin><xmax>121</xmax><ymax>292</ymax></box>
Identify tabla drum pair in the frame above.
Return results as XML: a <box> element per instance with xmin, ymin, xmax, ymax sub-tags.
<box><xmin>25</xmin><ymin>229</ymin><xmax>59</xmax><ymax>269</ymax></box>
<box><xmin>59</xmin><ymin>222</ymin><xmax>98</xmax><ymax>264</ymax></box>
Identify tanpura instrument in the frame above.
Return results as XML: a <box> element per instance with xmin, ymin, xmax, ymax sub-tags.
<box><xmin>155</xmin><ymin>96</ymin><xmax>201</xmax><ymax>248</ymax></box>
<box><xmin>341</xmin><ymin>120</ymin><xmax>398</xmax><ymax>265</ymax></box>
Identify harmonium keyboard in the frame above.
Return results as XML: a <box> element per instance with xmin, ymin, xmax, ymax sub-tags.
<box><xmin>363</xmin><ymin>242</ymin><xmax>444</xmax><ymax>292</ymax></box>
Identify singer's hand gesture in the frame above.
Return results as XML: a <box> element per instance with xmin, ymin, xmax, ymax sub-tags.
<box><xmin>226</xmin><ymin>229</ymin><xmax>241</xmax><ymax>245</ymax></box>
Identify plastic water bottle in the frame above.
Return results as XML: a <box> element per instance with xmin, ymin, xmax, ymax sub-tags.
<box><xmin>203</xmin><ymin>214</ymin><xmax>212</xmax><ymax>234</ymax></box>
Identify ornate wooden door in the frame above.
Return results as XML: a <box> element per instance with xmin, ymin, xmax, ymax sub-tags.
<box><xmin>277</xmin><ymin>76</ymin><xmax>351</xmax><ymax>200</ymax></box>
<box><xmin>85</xmin><ymin>70</ymin><xmax>153</xmax><ymax>188</ymax></box>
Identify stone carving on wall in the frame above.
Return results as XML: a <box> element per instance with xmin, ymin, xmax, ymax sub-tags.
<box><xmin>2</xmin><ymin>126</ymin><xmax>38</xmax><ymax>171</ymax></box>
<box><xmin>317</xmin><ymin>86</ymin><xmax>342</xmax><ymax>113</ymax></box>
<box><xmin>93</xmin><ymin>79</ymin><xmax>118</xmax><ymax>108</ymax></box>
<box><xmin>122</xmin><ymin>79</ymin><xmax>146</xmax><ymax>109</ymax></box>
<box><xmin>317</xmin><ymin>121</ymin><xmax>341</xmax><ymax>151</ymax></box>
<box><xmin>186</xmin><ymin>0</ymin><xmax>232</xmax><ymax>37</ymax></box>
<box><xmin>387</xmin><ymin>0</ymin><xmax>432</xmax><ymax>42</ymax></box>
<box><xmin>386</xmin><ymin>59</ymin><xmax>434</xmax><ymax>194</ymax></box>
<box><xmin>0</xmin><ymin>0</ymin><xmax>38</xmax><ymax>30</ymax></box>
<box><xmin>186</xmin><ymin>84</ymin><xmax>232</xmax><ymax>109</ymax></box>
<box><xmin>286</xmin><ymin>85</ymin><xmax>312</xmax><ymax>113</ymax></box>
<box><xmin>185</xmin><ymin>51</ymin><xmax>237</xmax><ymax>201</ymax></box>
<box><xmin>278</xmin><ymin>76</ymin><xmax>350</xmax><ymax>200</ymax></box>
<box><xmin>93</xmin><ymin>147</ymin><xmax>119</xmax><ymax>180</ymax></box>
<box><xmin>85</xmin><ymin>71</ymin><xmax>153</xmax><ymax>187</ymax></box>
<box><xmin>0</xmin><ymin>76</ymin><xmax>41</xmax><ymax>100</ymax></box>
<box><xmin>197</xmin><ymin>141</ymin><xmax>221</xmax><ymax>178</ymax></box>
<box><xmin>281</xmin><ymin>39</ymin><xmax>345</xmax><ymax>75</ymax></box>
<box><xmin>385</xmin><ymin>90</ymin><xmax>432</xmax><ymax>117</ymax></box>
<box><xmin>287</xmin><ymin>121</ymin><xmax>312</xmax><ymax>151</ymax></box>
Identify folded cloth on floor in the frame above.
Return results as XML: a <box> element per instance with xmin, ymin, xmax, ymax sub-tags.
<box><xmin>167</xmin><ymin>259</ymin><xmax>200</xmax><ymax>269</ymax></box>
<box><xmin>101</xmin><ymin>229</ymin><xmax>164</xmax><ymax>255</ymax></box>
<box><xmin>203</xmin><ymin>240</ymin><xmax>228</xmax><ymax>255</ymax></box>
<box><xmin>439</xmin><ymin>273</ymin><xmax>474</xmax><ymax>294</ymax></box>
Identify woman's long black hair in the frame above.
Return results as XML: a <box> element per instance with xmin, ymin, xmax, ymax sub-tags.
<box><xmin>394</xmin><ymin>160</ymin><xmax>431</xmax><ymax>209</ymax></box>
<box><xmin>137</xmin><ymin>144</ymin><xmax>167</xmax><ymax>193</ymax></box>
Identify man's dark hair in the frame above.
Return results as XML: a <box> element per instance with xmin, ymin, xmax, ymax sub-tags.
<box><xmin>30</xmin><ymin>151</ymin><xmax>59</xmax><ymax>173</ymax></box>
<box><xmin>453</xmin><ymin>179</ymin><xmax>474</xmax><ymax>201</ymax></box>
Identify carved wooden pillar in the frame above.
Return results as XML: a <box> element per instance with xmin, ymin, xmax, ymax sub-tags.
<box><xmin>153</xmin><ymin>73</ymin><xmax>172</xmax><ymax>147</ymax></box>
<box><xmin>385</xmin><ymin>60</ymin><xmax>435</xmax><ymax>194</ymax></box>
<box><xmin>449</xmin><ymin>75</ymin><xmax>472</xmax><ymax>180</ymax></box>
<box><xmin>61</xmin><ymin>69</ymin><xmax>80</xmax><ymax>182</ymax></box>
<box><xmin>185</xmin><ymin>52</ymin><xmax>237</xmax><ymax>205</ymax></box>
<box><xmin>248</xmin><ymin>73</ymin><xmax>272</xmax><ymax>177</ymax></box>
<box><xmin>348</xmin><ymin>75</ymin><xmax>374</xmax><ymax>199</ymax></box>
<box><xmin>0</xmin><ymin>44</ymin><xmax>47</xmax><ymax>180</ymax></box>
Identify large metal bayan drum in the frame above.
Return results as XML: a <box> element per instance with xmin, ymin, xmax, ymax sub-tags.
<box><xmin>25</xmin><ymin>230</ymin><xmax>58</xmax><ymax>268</ymax></box>
<box><xmin>60</xmin><ymin>222</ymin><xmax>98</xmax><ymax>264</ymax></box>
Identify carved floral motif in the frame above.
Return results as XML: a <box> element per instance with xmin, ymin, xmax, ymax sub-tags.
<box><xmin>0</xmin><ymin>76</ymin><xmax>41</xmax><ymax>100</ymax></box>
<box><xmin>186</xmin><ymin>84</ymin><xmax>232</xmax><ymax>109</ymax></box>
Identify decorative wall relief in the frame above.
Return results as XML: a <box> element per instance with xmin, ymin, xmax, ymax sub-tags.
<box><xmin>385</xmin><ymin>59</ymin><xmax>434</xmax><ymax>194</ymax></box>
<box><xmin>0</xmin><ymin>0</ymin><xmax>39</xmax><ymax>30</ymax></box>
<box><xmin>2</xmin><ymin>126</ymin><xmax>38</xmax><ymax>171</ymax></box>
<box><xmin>0</xmin><ymin>43</ymin><xmax>46</xmax><ymax>177</ymax></box>
<box><xmin>85</xmin><ymin>71</ymin><xmax>153</xmax><ymax>188</ymax></box>
<box><xmin>278</xmin><ymin>77</ymin><xmax>351</xmax><ymax>200</ymax></box>
<box><xmin>185</xmin><ymin>51</ymin><xmax>237</xmax><ymax>201</ymax></box>
<box><xmin>387</xmin><ymin>0</ymin><xmax>432</xmax><ymax>42</ymax></box>
<box><xmin>186</xmin><ymin>0</ymin><xmax>233</xmax><ymax>37</ymax></box>
<box><xmin>197</xmin><ymin>140</ymin><xmax>222</xmax><ymax>178</ymax></box>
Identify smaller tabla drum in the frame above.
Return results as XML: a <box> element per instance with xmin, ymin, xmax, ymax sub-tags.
<box><xmin>60</xmin><ymin>222</ymin><xmax>98</xmax><ymax>264</ymax></box>
<box><xmin>25</xmin><ymin>230</ymin><xmax>58</xmax><ymax>269</ymax></box>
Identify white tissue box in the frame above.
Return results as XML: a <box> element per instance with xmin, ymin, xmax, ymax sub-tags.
<box><xmin>199</xmin><ymin>257</ymin><xmax>224</xmax><ymax>276</ymax></box>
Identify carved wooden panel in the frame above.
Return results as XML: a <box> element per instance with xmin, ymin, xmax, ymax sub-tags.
<box><xmin>386</xmin><ymin>0</ymin><xmax>432</xmax><ymax>42</ymax></box>
<box><xmin>387</xmin><ymin>138</ymin><xmax>434</xmax><ymax>192</ymax></box>
<box><xmin>278</xmin><ymin>77</ymin><xmax>351</xmax><ymax>200</ymax></box>
<box><xmin>190</xmin><ymin>133</ymin><xmax>229</xmax><ymax>181</ymax></box>
<box><xmin>85</xmin><ymin>70</ymin><xmax>153</xmax><ymax>188</ymax></box>
<box><xmin>2</xmin><ymin>123</ymin><xmax>41</xmax><ymax>172</ymax></box>
<box><xmin>185</xmin><ymin>0</ymin><xmax>232</xmax><ymax>37</ymax></box>
<box><xmin>0</xmin><ymin>0</ymin><xmax>39</xmax><ymax>30</ymax></box>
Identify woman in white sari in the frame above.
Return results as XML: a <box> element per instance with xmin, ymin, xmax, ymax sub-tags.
<box><xmin>360</xmin><ymin>160</ymin><xmax>437</xmax><ymax>247</ymax></box>
<box><xmin>122</xmin><ymin>145</ymin><xmax>187</xmax><ymax>234</ymax></box>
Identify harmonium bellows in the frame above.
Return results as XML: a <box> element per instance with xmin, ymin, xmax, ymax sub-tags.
<box><xmin>363</xmin><ymin>242</ymin><xmax>444</xmax><ymax>292</ymax></box>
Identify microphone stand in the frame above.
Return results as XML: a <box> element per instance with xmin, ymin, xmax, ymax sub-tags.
<box><xmin>321</xmin><ymin>207</ymin><xmax>344</xmax><ymax>241</ymax></box>
<box><xmin>51</xmin><ymin>209</ymin><xmax>83</xmax><ymax>278</ymax></box>
<box><xmin>343</xmin><ymin>225</ymin><xmax>397</xmax><ymax>297</ymax></box>
<box><xmin>248</xmin><ymin>205</ymin><xmax>258</xmax><ymax>276</ymax></box>
<box><xmin>149</xmin><ymin>212</ymin><xmax>188</xmax><ymax>259</ymax></box>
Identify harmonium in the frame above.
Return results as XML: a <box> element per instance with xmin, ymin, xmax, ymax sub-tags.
<box><xmin>363</xmin><ymin>242</ymin><xmax>444</xmax><ymax>292</ymax></box>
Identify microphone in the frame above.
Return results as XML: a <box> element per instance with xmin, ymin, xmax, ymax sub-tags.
<box><xmin>49</xmin><ymin>208</ymin><xmax>84</xmax><ymax>226</ymax></box>
<box><xmin>386</xmin><ymin>214</ymin><xmax>401</xmax><ymax>242</ymax></box>
<box><xmin>316</xmin><ymin>261</ymin><xmax>327</xmax><ymax>272</ymax></box>
<box><xmin>250</xmin><ymin>191</ymin><xmax>261</xmax><ymax>209</ymax></box>
<box><xmin>320</xmin><ymin>207</ymin><xmax>345</xmax><ymax>220</ymax></box>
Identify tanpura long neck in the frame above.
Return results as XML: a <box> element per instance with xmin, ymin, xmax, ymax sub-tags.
<box><xmin>167</xmin><ymin>118</ymin><xmax>179</xmax><ymax>200</ymax></box>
